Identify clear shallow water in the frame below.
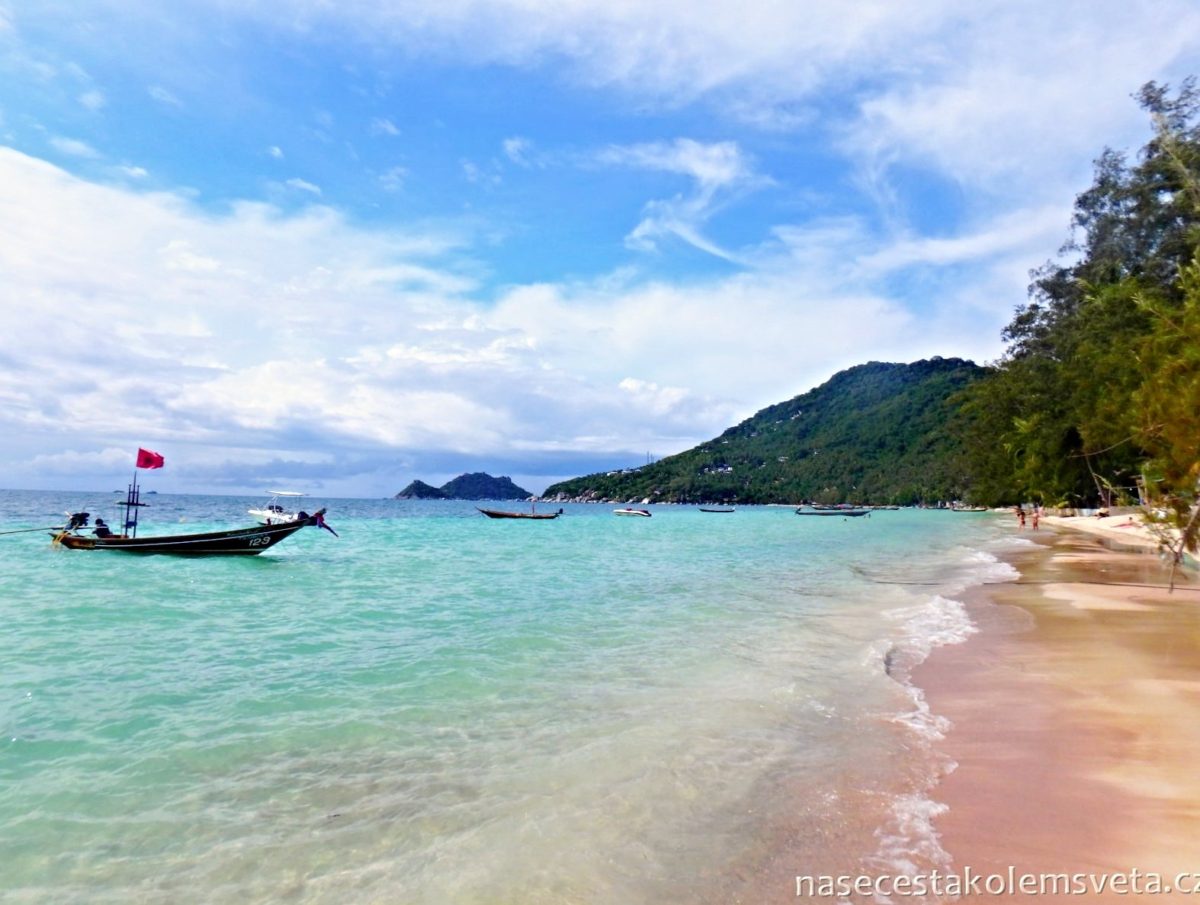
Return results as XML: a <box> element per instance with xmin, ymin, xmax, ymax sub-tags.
<box><xmin>0</xmin><ymin>491</ymin><xmax>1016</xmax><ymax>903</ymax></box>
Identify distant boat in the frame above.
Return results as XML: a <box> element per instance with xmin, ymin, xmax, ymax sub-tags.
<box><xmin>796</xmin><ymin>507</ymin><xmax>870</xmax><ymax>517</ymax></box>
<box><xmin>248</xmin><ymin>490</ymin><xmax>306</xmax><ymax>525</ymax></box>
<box><xmin>951</xmin><ymin>506</ymin><xmax>989</xmax><ymax>512</ymax></box>
<box><xmin>613</xmin><ymin>508</ymin><xmax>651</xmax><ymax>517</ymax></box>
<box><xmin>698</xmin><ymin>507</ymin><xmax>734</xmax><ymax>513</ymax></box>
<box><xmin>477</xmin><ymin>506</ymin><xmax>562</xmax><ymax>520</ymax></box>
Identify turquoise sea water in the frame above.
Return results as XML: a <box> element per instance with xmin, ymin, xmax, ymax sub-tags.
<box><xmin>0</xmin><ymin>491</ymin><xmax>1020</xmax><ymax>904</ymax></box>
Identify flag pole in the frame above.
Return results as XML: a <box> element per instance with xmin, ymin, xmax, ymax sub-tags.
<box><xmin>125</xmin><ymin>467</ymin><xmax>141</xmax><ymax>538</ymax></box>
<box><xmin>128</xmin><ymin>448</ymin><xmax>163</xmax><ymax>537</ymax></box>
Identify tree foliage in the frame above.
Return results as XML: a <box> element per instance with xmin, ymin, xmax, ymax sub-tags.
<box><xmin>960</xmin><ymin>78</ymin><xmax>1200</xmax><ymax>509</ymax></box>
<box><xmin>1135</xmin><ymin>245</ymin><xmax>1200</xmax><ymax>582</ymax></box>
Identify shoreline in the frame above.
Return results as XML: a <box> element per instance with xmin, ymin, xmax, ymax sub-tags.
<box><xmin>915</xmin><ymin>523</ymin><xmax>1200</xmax><ymax>902</ymax></box>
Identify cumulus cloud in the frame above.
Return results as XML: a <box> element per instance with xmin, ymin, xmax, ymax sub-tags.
<box><xmin>0</xmin><ymin>146</ymin><xmax>1004</xmax><ymax>492</ymax></box>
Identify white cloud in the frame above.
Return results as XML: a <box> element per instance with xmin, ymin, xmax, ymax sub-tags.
<box><xmin>379</xmin><ymin>165</ymin><xmax>407</xmax><ymax>191</ymax></box>
<box><xmin>597</xmin><ymin>139</ymin><xmax>753</xmax><ymax>191</ymax></box>
<box><xmin>29</xmin><ymin>447</ymin><xmax>133</xmax><ymax>475</ymax></box>
<box><xmin>79</xmin><ymin>89</ymin><xmax>105</xmax><ymax>110</ymax></box>
<box><xmin>596</xmin><ymin>139</ymin><xmax>764</xmax><ymax>258</ymax></box>
<box><xmin>285</xmin><ymin>177</ymin><xmax>322</xmax><ymax>195</ymax></box>
<box><xmin>208</xmin><ymin>1</ymin><xmax>1198</xmax><ymax>206</ymax></box>
<box><xmin>461</xmin><ymin>159</ymin><xmax>501</xmax><ymax>186</ymax></box>
<box><xmin>618</xmin><ymin>378</ymin><xmax>691</xmax><ymax>417</ymax></box>
<box><xmin>49</xmin><ymin>136</ymin><xmax>100</xmax><ymax>158</ymax></box>
<box><xmin>856</xmin><ymin>205</ymin><xmax>1068</xmax><ymax>274</ymax></box>
<box><xmin>0</xmin><ymin>145</ymin><xmax>1008</xmax><ymax>492</ymax></box>
<box><xmin>159</xmin><ymin>238</ymin><xmax>221</xmax><ymax>272</ymax></box>
<box><xmin>502</xmin><ymin>136</ymin><xmax>533</xmax><ymax>166</ymax></box>
<box><xmin>370</xmin><ymin>117</ymin><xmax>400</xmax><ymax>136</ymax></box>
<box><xmin>267</xmin><ymin>145</ymin><xmax>284</xmax><ymax>159</ymax></box>
<box><xmin>148</xmin><ymin>85</ymin><xmax>182</xmax><ymax>107</ymax></box>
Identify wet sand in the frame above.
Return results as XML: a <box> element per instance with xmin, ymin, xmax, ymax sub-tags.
<box><xmin>917</xmin><ymin>526</ymin><xmax>1200</xmax><ymax>902</ymax></box>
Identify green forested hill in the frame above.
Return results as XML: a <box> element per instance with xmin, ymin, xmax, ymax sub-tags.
<box><xmin>544</xmin><ymin>357</ymin><xmax>986</xmax><ymax>505</ymax></box>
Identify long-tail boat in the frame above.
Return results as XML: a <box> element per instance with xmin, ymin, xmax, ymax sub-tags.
<box><xmin>51</xmin><ymin>458</ymin><xmax>336</xmax><ymax>554</ymax></box>
<box><xmin>477</xmin><ymin>506</ymin><xmax>562</xmax><ymax>520</ymax></box>
<box><xmin>52</xmin><ymin>511</ymin><xmax>331</xmax><ymax>554</ymax></box>
<box><xmin>795</xmin><ymin>507</ymin><xmax>870</xmax><ymax>517</ymax></box>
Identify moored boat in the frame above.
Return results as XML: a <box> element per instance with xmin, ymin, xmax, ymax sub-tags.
<box><xmin>248</xmin><ymin>490</ymin><xmax>306</xmax><ymax>524</ymax></box>
<box><xmin>49</xmin><ymin>448</ymin><xmax>336</xmax><ymax>555</ymax></box>
<box><xmin>52</xmin><ymin>511</ymin><xmax>332</xmax><ymax>554</ymax></box>
<box><xmin>795</xmin><ymin>507</ymin><xmax>870</xmax><ymax>517</ymax></box>
<box><xmin>698</xmin><ymin>507</ymin><xmax>734</xmax><ymax>513</ymax></box>
<box><xmin>477</xmin><ymin>506</ymin><xmax>562</xmax><ymax>520</ymax></box>
<box><xmin>613</xmin><ymin>508</ymin><xmax>651</xmax><ymax>517</ymax></box>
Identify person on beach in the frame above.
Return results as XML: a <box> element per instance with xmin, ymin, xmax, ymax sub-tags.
<box><xmin>1031</xmin><ymin>507</ymin><xmax>1040</xmax><ymax>530</ymax></box>
<box><xmin>1014</xmin><ymin>506</ymin><xmax>1026</xmax><ymax>529</ymax></box>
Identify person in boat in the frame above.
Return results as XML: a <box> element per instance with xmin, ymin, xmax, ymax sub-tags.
<box><xmin>92</xmin><ymin>518</ymin><xmax>114</xmax><ymax>538</ymax></box>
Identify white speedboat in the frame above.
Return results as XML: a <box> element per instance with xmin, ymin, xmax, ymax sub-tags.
<box><xmin>613</xmin><ymin>508</ymin><xmax>651</xmax><ymax>517</ymax></box>
<box><xmin>248</xmin><ymin>490</ymin><xmax>307</xmax><ymax>525</ymax></box>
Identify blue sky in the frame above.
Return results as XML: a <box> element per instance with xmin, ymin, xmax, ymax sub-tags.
<box><xmin>1</xmin><ymin>0</ymin><xmax>1198</xmax><ymax>497</ymax></box>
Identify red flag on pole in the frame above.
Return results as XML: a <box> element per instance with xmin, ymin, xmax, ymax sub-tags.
<box><xmin>136</xmin><ymin>448</ymin><xmax>165</xmax><ymax>469</ymax></box>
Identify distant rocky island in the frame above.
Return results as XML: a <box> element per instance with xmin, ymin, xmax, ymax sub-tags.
<box><xmin>395</xmin><ymin>472</ymin><xmax>532</xmax><ymax>501</ymax></box>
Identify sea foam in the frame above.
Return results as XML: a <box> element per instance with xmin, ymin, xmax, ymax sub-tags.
<box><xmin>865</xmin><ymin>544</ymin><xmax>1019</xmax><ymax>896</ymax></box>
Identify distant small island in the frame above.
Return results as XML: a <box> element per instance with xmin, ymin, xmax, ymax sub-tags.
<box><xmin>395</xmin><ymin>472</ymin><xmax>532</xmax><ymax>501</ymax></box>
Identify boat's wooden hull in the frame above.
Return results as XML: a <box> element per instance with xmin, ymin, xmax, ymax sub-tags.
<box><xmin>698</xmin><ymin>508</ymin><xmax>734</xmax><ymax>513</ymax></box>
<box><xmin>52</xmin><ymin>513</ymin><xmax>319</xmax><ymax>554</ymax></box>
<box><xmin>477</xmin><ymin>507</ymin><xmax>560</xmax><ymax>520</ymax></box>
